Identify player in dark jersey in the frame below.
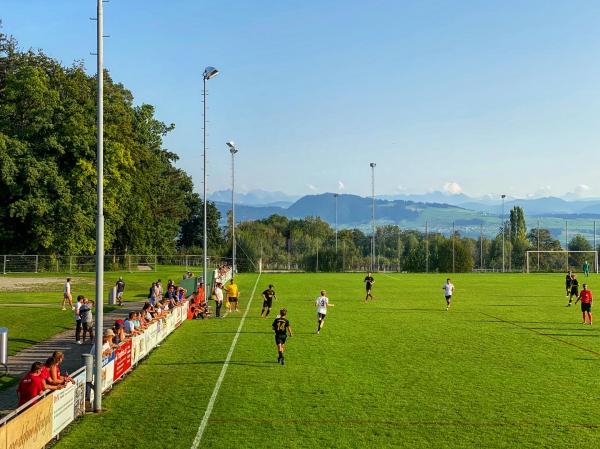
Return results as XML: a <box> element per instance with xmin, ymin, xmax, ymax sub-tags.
<box><xmin>364</xmin><ymin>272</ymin><xmax>375</xmax><ymax>302</ymax></box>
<box><xmin>568</xmin><ymin>274</ymin><xmax>579</xmax><ymax>306</ymax></box>
<box><xmin>272</xmin><ymin>308</ymin><xmax>293</xmax><ymax>365</ymax></box>
<box><xmin>261</xmin><ymin>284</ymin><xmax>277</xmax><ymax>317</ymax></box>
<box><xmin>565</xmin><ymin>270</ymin><xmax>572</xmax><ymax>297</ymax></box>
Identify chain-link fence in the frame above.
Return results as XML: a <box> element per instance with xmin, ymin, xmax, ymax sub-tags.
<box><xmin>0</xmin><ymin>255</ymin><xmax>236</xmax><ymax>274</ymax></box>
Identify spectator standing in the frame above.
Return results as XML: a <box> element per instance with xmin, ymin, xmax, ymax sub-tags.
<box><xmin>124</xmin><ymin>312</ymin><xmax>137</xmax><ymax>335</ymax></box>
<box><xmin>214</xmin><ymin>282</ymin><xmax>224</xmax><ymax>318</ymax></box>
<box><xmin>79</xmin><ymin>298</ymin><xmax>95</xmax><ymax>344</ymax></box>
<box><xmin>102</xmin><ymin>329</ymin><xmax>116</xmax><ymax>356</ymax></box>
<box><xmin>113</xmin><ymin>320</ymin><xmax>126</xmax><ymax>344</ymax></box>
<box><xmin>149</xmin><ymin>282</ymin><xmax>157</xmax><ymax>306</ymax></box>
<box><xmin>116</xmin><ymin>277</ymin><xmax>126</xmax><ymax>305</ymax></box>
<box><xmin>62</xmin><ymin>277</ymin><xmax>74</xmax><ymax>310</ymax></box>
<box><xmin>45</xmin><ymin>351</ymin><xmax>73</xmax><ymax>385</ymax></box>
<box><xmin>74</xmin><ymin>295</ymin><xmax>84</xmax><ymax>344</ymax></box>
<box><xmin>225</xmin><ymin>278</ymin><xmax>240</xmax><ymax>313</ymax></box>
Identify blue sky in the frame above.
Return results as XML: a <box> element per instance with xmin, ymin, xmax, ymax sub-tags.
<box><xmin>3</xmin><ymin>0</ymin><xmax>600</xmax><ymax>199</ymax></box>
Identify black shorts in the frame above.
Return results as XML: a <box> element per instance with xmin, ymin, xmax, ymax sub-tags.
<box><xmin>571</xmin><ymin>289</ymin><xmax>579</xmax><ymax>297</ymax></box>
<box><xmin>318</xmin><ymin>313</ymin><xmax>327</xmax><ymax>320</ymax></box>
<box><xmin>275</xmin><ymin>334</ymin><xmax>287</xmax><ymax>345</ymax></box>
<box><xmin>581</xmin><ymin>302</ymin><xmax>592</xmax><ymax>313</ymax></box>
<box><xmin>366</xmin><ymin>285</ymin><xmax>372</xmax><ymax>292</ymax></box>
<box><xmin>445</xmin><ymin>295</ymin><xmax>452</xmax><ymax>300</ymax></box>
<box><xmin>263</xmin><ymin>299</ymin><xmax>273</xmax><ymax>308</ymax></box>
<box><xmin>228</xmin><ymin>297</ymin><xmax>238</xmax><ymax>303</ymax></box>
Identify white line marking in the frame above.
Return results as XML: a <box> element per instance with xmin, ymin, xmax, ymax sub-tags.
<box><xmin>191</xmin><ymin>273</ymin><xmax>261</xmax><ymax>449</ymax></box>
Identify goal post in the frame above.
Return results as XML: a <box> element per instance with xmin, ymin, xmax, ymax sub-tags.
<box><xmin>526</xmin><ymin>250</ymin><xmax>599</xmax><ymax>273</ymax></box>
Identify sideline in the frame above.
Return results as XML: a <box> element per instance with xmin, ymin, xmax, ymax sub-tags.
<box><xmin>190</xmin><ymin>273</ymin><xmax>262</xmax><ymax>449</ymax></box>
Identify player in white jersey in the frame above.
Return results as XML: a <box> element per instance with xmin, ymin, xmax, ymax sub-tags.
<box><xmin>442</xmin><ymin>278</ymin><xmax>455</xmax><ymax>310</ymax></box>
<box><xmin>62</xmin><ymin>278</ymin><xmax>74</xmax><ymax>310</ymax></box>
<box><xmin>315</xmin><ymin>290</ymin><xmax>335</xmax><ymax>334</ymax></box>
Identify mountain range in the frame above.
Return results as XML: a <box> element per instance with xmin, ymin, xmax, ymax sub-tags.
<box><xmin>210</xmin><ymin>190</ymin><xmax>600</xmax><ymax>238</ymax></box>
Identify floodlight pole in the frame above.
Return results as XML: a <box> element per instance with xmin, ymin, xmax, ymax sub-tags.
<box><xmin>594</xmin><ymin>221</ymin><xmax>597</xmax><ymax>273</ymax></box>
<box><xmin>480</xmin><ymin>223</ymin><xmax>483</xmax><ymax>270</ymax></box>
<box><xmin>370</xmin><ymin>163</ymin><xmax>376</xmax><ymax>272</ymax></box>
<box><xmin>228</xmin><ymin>143</ymin><xmax>238</xmax><ymax>275</ymax></box>
<box><xmin>93</xmin><ymin>0</ymin><xmax>105</xmax><ymax>413</ymax></box>
<box><xmin>425</xmin><ymin>221</ymin><xmax>429</xmax><ymax>273</ymax></box>
<box><xmin>538</xmin><ymin>219</ymin><xmax>540</xmax><ymax>273</ymax></box>
<box><xmin>565</xmin><ymin>220</ymin><xmax>568</xmax><ymax>271</ymax></box>
<box><xmin>334</xmin><ymin>193</ymin><xmax>339</xmax><ymax>271</ymax></box>
<box><xmin>452</xmin><ymin>221</ymin><xmax>456</xmax><ymax>273</ymax></box>
<box><xmin>202</xmin><ymin>67</ymin><xmax>218</xmax><ymax>305</ymax></box>
<box><xmin>501</xmin><ymin>194</ymin><xmax>506</xmax><ymax>273</ymax></box>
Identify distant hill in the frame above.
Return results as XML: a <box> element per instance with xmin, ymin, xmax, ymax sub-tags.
<box><xmin>209</xmin><ymin>189</ymin><xmax>298</xmax><ymax>207</ymax></box>
<box><xmin>214</xmin><ymin>193</ymin><xmax>468</xmax><ymax>228</ymax></box>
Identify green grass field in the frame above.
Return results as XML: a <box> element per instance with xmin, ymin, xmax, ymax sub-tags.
<box><xmin>48</xmin><ymin>271</ymin><xmax>600</xmax><ymax>449</ymax></box>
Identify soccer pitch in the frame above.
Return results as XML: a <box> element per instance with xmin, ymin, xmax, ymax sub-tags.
<box><xmin>55</xmin><ymin>272</ymin><xmax>600</xmax><ymax>449</ymax></box>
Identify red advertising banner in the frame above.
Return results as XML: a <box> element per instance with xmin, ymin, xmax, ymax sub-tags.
<box><xmin>113</xmin><ymin>339</ymin><xmax>132</xmax><ymax>380</ymax></box>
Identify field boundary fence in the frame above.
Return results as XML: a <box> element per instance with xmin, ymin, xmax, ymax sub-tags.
<box><xmin>0</xmin><ymin>254</ymin><xmax>237</xmax><ymax>274</ymax></box>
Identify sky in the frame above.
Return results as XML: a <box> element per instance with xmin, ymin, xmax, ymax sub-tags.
<box><xmin>3</xmin><ymin>0</ymin><xmax>600</xmax><ymax>199</ymax></box>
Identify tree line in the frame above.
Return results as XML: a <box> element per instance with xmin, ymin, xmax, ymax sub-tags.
<box><xmin>231</xmin><ymin>207</ymin><xmax>596</xmax><ymax>272</ymax></box>
<box><xmin>0</xmin><ymin>29</ymin><xmax>221</xmax><ymax>256</ymax></box>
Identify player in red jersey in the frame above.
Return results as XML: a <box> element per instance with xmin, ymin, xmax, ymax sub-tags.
<box><xmin>575</xmin><ymin>283</ymin><xmax>593</xmax><ymax>325</ymax></box>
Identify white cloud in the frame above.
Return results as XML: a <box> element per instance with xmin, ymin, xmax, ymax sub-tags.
<box><xmin>442</xmin><ymin>181</ymin><xmax>462</xmax><ymax>195</ymax></box>
<box><xmin>338</xmin><ymin>180</ymin><xmax>345</xmax><ymax>190</ymax></box>
<box><xmin>564</xmin><ymin>184</ymin><xmax>592</xmax><ymax>199</ymax></box>
<box><xmin>396</xmin><ymin>185</ymin><xmax>407</xmax><ymax>192</ymax></box>
<box><xmin>527</xmin><ymin>185</ymin><xmax>552</xmax><ymax>198</ymax></box>
<box><xmin>307</xmin><ymin>184</ymin><xmax>317</xmax><ymax>191</ymax></box>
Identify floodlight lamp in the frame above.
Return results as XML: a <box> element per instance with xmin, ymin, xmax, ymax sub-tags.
<box><xmin>226</xmin><ymin>141</ymin><xmax>238</xmax><ymax>154</ymax></box>
<box><xmin>203</xmin><ymin>66</ymin><xmax>219</xmax><ymax>80</ymax></box>
<box><xmin>370</xmin><ymin>162</ymin><xmax>376</xmax><ymax>168</ymax></box>
<box><xmin>501</xmin><ymin>194</ymin><xmax>506</xmax><ymax>199</ymax></box>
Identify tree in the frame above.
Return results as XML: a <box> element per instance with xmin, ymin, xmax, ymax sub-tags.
<box><xmin>568</xmin><ymin>234</ymin><xmax>593</xmax><ymax>270</ymax></box>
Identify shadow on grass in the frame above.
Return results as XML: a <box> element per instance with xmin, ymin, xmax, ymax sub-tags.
<box><xmin>0</xmin><ymin>375</ymin><xmax>18</xmax><ymax>392</ymax></box>
<box><xmin>540</xmin><ymin>333</ymin><xmax>597</xmax><ymax>337</ymax></box>
<box><xmin>152</xmin><ymin>360</ymin><xmax>279</xmax><ymax>367</ymax></box>
<box><xmin>489</xmin><ymin>304</ymin><xmax>533</xmax><ymax>307</ymax></box>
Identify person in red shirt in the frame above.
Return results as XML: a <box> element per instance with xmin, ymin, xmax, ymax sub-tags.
<box><xmin>16</xmin><ymin>362</ymin><xmax>63</xmax><ymax>406</ymax></box>
<box><xmin>575</xmin><ymin>283</ymin><xmax>593</xmax><ymax>325</ymax></box>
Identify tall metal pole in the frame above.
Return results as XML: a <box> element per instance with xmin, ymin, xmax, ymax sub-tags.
<box><xmin>201</xmin><ymin>67</ymin><xmax>219</xmax><ymax>302</ymax></box>
<box><xmin>565</xmin><ymin>220</ymin><xmax>568</xmax><ymax>271</ymax></box>
<box><xmin>480</xmin><ymin>223</ymin><xmax>483</xmax><ymax>270</ymax></box>
<box><xmin>537</xmin><ymin>219</ymin><xmax>540</xmax><ymax>273</ymax></box>
<box><xmin>370</xmin><ymin>163</ymin><xmax>376</xmax><ymax>271</ymax></box>
<box><xmin>229</xmin><ymin>145</ymin><xmax>238</xmax><ymax>275</ymax></box>
<box><xmin>93</xmin><ymin>0</ymin><xmax>104</xmax><ymax>413</ymax></box>
<box><xmin>203</xmin><ymin>75</ymin><xmax>208</xmax><ymax>303</ymax></box>
<box><xmin>452</xmin><ymin>221</ymin><xmax>456</xmax><ymax>273</ymax></box>
<box><xmin>501</xmin><ymin>195</ymin><xmax>506</xmax><ymax>273</ymax></box>
<box><xmin>594</xmin><ymin>221</ymin><xmax>597</xmax><ymax>273</ymax></box>
<box><xmin>425</xmin><ymin>221</ymin><xmax>429</xmax><ymax>273</ymax></box>
<box><xmin>334</xmin><ymin>193</ymin><xmax>339</xmax><ymax>269</ymax></box>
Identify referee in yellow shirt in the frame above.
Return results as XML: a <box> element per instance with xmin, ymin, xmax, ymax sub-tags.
<box><xmin>225</xmin><ymin>278</ymin><xmax>240</xmax><ymax>312</ymax></box>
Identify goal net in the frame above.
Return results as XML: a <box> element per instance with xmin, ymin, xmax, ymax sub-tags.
<box><xmin>526</xmin><ymin>250</ymin><xmax>598</xmax><ymax>273</ymax></box>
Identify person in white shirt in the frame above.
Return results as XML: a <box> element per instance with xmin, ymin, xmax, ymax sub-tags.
<box><xmin>62</xmin><ymin>278</ymin><xmax>73</xmax><ymax>310</ymax></box>
<box><xmin>315</xmin><ymin>290</ymin><xmax>335</xmax><ymax>334</ymax></box>
<box><xmin>214</xmin><ymin>282</ymin><xmax>224</xmax><ymax>318</ymax></box>
<box><xmin>442</xmin><ymin>278</ymin><xmax>455</xmax><ymax>310</ymax></box>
